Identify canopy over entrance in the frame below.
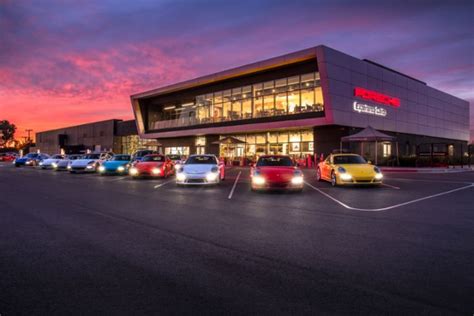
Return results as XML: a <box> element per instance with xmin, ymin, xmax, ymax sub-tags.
<box><xmin>212</xmin><ymin>136</ymin><xmax>247</xmax><ymax>145</ymax></box>
<box><xmin>341</xmin><ymin>126</ymin><xmax>396</xmax><ymax>142</ymax></box>
<box><xmin>341</xmin><ymin>126</ymin><xmax>397</xmax><ymax>165</ymax></box>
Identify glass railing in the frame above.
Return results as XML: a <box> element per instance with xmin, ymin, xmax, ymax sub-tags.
<box><xmin>149</xmin><ymin>104</ymin><xmax>324</xmax><ymax>130</ymax></box>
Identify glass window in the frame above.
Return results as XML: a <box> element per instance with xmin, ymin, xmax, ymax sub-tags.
<box><xmin>214</xmin><ymin>91</ymin><xmax>223</xmax><ymax>104</ymax></box>
<box><xmin>242</xmin><ymin>85</ymin><xmax>252</xmax><ymax>98</ymax></box>
<box><xmin>383</xmin><ymin>143</ymin><xmax>392</xmax><ymax>157</ymax></box>
<box><xmin>315</xmin><ymin>86</ymin><xmax>323</xmax><ymax>106</ymax></box>
<box><xmin>223</xmin><ymin>89</ymin><xmax>232</xmax><ymax>103</ymax></box>
<box><xmin>232</xmin><ymin>87</ymin><xmax>242</xmax><ymax>100</ymax></box>
<box><xmin>223</xmin><ymin>101</ymin><xmax>231</xmax><ymax>120</ymax></box>
<box><xmin>289</xmin><ymin>132</ymin><xmax>300</xmax><ymax>143</ymax></box>
<box><xmin>301</xmin><ymin>131</ymin><xmax>313</xmax><ymax>142</ymax></box>
<box><xmin>242</xmin><ymin>98</ymin><xmax>252</xmax><ymax>118</ymax></box>
<box><xmin>275</xmin><ymin>78</ymin><xmax>287</xmax><ymax>93</ymax></box>
<box><xmin>253</xmin><ymin>83</ymin><xmax>263</xmax><ymax>98</ymax></box>
<box><xmin>278</xmin><ymin>132</ymin><xmax>289</xmax><ymax>143</ymax></box>
<box><xmin>301</xmin><ymin>88</ymin><xmax>315</xmax><ymax>111</ymax></box>
<box><xmin>263</xmin><ymin>95</ymin><xmax>274</xmax><ymax>114</ymax></box>
<box><xmin>231</xmin><ymin>100</ymin><xmax>241</xmax><ymax>119</ymax></box>
<box><xmin>254</xmin><ymin>97</ymin><xmax>263</xmax><ymax>117</ymax></box>
<box><xmin>256</xmin><ymin>134</ymin><xmax>266</xmax><ymax>144</ymax></box>
<box><xmin>301</xmin><ymin>73</ymin><xmax>315</xmax><ymax>88</ymax></box>
<box><xmin>288</xmin><ymin>75</ymin><xmax>300</xmax><ymax>91</ymax></box>
<box><xmin>213</xmin><ymin>103</ymin><xmax>223</xmax><ymax>120</ymax></box>
<box><xmin>195</xmin><ymin>136</ymin><xmax>206</xmax><ymax>146</ymax></box>
<box><xmin>267</xmin><ymin>132</ymin><xmax>278</xmax><ymax>143</ymax></box>
<box><xmin>263</xmin><ymin>80</ymin><xmax>275</xmax><ymax>95</ymax></box>
<box><xmin>275</xmin><ymin>93</ymin><xmax>287</xmax><ymax>115</ymax></box>
<box><xmin>287</xmin><ymin>91</ymin><xmax>300</xmax><ymax>113</ymax></box>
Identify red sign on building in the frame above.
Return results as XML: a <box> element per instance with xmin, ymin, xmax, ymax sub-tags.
<box><xmin>354</xmin><ymin>87</ymin><xmax>400</xmax><ymax>107</ymax></box>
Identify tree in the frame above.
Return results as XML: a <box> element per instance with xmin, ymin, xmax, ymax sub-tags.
<box><xmin>0</xmin><ymin>120</ymin><xmax>17</xmax><ymax>147</ymax></box>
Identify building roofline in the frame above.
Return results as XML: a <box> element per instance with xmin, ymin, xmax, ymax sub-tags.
<box><xmin>131</xmin><ymin>45</ymin><xmax>323</xmax><ymax>100</ymax></box>
<box><xmin>36</xmin><ymin>119</ymin><xmax>123</xmax><ymax>135</ymax></box>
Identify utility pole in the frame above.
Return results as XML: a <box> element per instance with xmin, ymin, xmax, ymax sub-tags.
<box><xmin>25</xmin><ymin>129</ymin><xmax>33</xmax><ymax>142</ymax></box>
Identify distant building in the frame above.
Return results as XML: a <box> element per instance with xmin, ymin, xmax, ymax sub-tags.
<box><xmin>35</xmin><ymin>119</ymin><xmax>157</xmax><ymax>154</ymax></box>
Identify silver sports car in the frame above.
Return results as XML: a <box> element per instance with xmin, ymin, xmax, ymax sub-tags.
<box><xmin>176</xmin><ymin>154</ymin><xmax>225</xmax><ymax>185</ymax></box>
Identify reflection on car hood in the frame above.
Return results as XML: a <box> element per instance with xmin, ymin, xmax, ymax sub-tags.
<box><xmin>338</xmin><ymin>164</ymin><xmax>375</xmax><ymax>175</ymax></box>
<box><xmin>104</xmin><ymin>161</ymin><xmax>128</xmax><ymax>168</ymax></box>
<box><xmin>42</xmin><ymin>159</ymin><xmax>62</xmax><ymax>164</ymax></box>
<box><xmin>182</xmin><ymin>164</ymin><xmax>215</xmax><ymax>174</ymax></box>
<box><xmin>71</xmin><ymin>159</ymin><xmax>99</xmax><ymax>167</ymax></box>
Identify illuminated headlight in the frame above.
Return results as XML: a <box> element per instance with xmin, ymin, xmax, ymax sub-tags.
<box><xmin>175</xmin><ymin>164</ymin><xmax>182</xmax><ymax>171</ymax></box>
<box><xmin>375</xmin><ymin>173</ymin><xmax>383</xmax><ymax>180</ymax></box>
<box><xmin>25</xmin><ymin>161</ymin><xmax>31</xmax><ymax>165</ymax></box>
<box><xmin>206</xmin><ymin>172</ymin><xmax>218</xmax><ymax>182</ymax></box>
<box><xmin>340</xmin><ymin>173</ymin><xmax>352</xmax><ymax>181</ymax></box>
<box><xmin>39</xmin><ymin>162</ymin><xmax>43</xmax><ymax>166</ymax></box>
<box><xmin>151</xmin><ymin>168</ymin><xmax>161</xmax><ymax>175</ymax></box>
<box><xmin>176</xmin><ymin>173</ymin><xmax>186</xmax><ymax>181</ymax></box>
<box><xmin>129</xmin><ymin>168</ymin><xmax>138</xmax><ymax>176</ymax></box>
<box><xmin>52</xmin><ymin>162</ymin><xmax>58</xmax><ymax>168</ymax></box>
<box><xmin>117</xmin><ymin>166</ymin><xmax>125</xmax><ymax>172</ymax></box>
<box><xmin>291</xmin><ymin>176</ymin><xmax>304</xmax><ymax>185</ymax></box>
<box><xmin>252</xmin><ymin>176</ymin><xmax>266</xmax><ymax>185</ymax></box>
<box><xmin>67</xmin><ymin>165</ymin><xmax>72</xmax><ymax>170</ymax></box>
<box><xmin>98</xmin><ymin>166</ymin><xmax>105</xmax><ymax>172</ymax></box>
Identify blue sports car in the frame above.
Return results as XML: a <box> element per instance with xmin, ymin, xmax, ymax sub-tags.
<box><xmin>14</xmin><ymin>153</ymin><xmax>50</xmax><ymax>167</ymax></box>
<box><xmin>98</xmin><ymin>154</ymin><xmax>132</xmax><ymax>175</ymax></box>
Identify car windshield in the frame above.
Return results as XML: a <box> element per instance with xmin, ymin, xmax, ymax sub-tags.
<box><xmin>333</xmin><ymin>155</ymin><xmax>367</xmax><ymax>164</ymax></box>
<box><xmin>142</xmin><ymin>155</ymin><xmax>164</xmax><ymax>162</ymax></box>
<box><xmin>83</xmin><ymin>154</ymin><xmax>100</xmax><ymax>159</ymax></box>
<box><xmin>51</xmin><ymin>155</ymin><xmax>63</xmax><ymax>159</ymax></box>
<box><xmin>257</xmin><ymin>156</ymin><xmax>293</xmax><ymax>167</ymax></box>
<box><xmin>136</xmin><ymin>150</ymin><xmax>154</xmax><ymax>157</ymax></box>
<box><xmin>26</xmin><ymin>153</ymin><xmax>38</xmax><ymax>158</ymax></box>
<box><xmin>112</xmin><ymin>155</ymin><xmax>130</xmax><ymax>161</ymax></box>
<box><xmin>167</xmin><ymin>155</ymin><xmax>181</xmax><ymax>161</ymax></box>
<box><xmin>186</xmin><ymin>156</ymin><xmax>217</xmax><ymax>165</ymax></box>
<box><xmin>69</xmin><ymin>155</ymin><xmax>82</xmax><ymax>159</ymax></box>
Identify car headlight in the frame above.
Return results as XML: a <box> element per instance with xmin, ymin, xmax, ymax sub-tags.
<box><xmin>252</xmin><ymin>176</ymin><xmax>266</xmax><ymax>185</ymax></box>
<box><xmin>375</xmin><ymin>173</ymin><xmax>383</xmax><ymax>180</ymax></box>
<box><xmin>176</xmin><ymin>173</ymin><xmax>186</xmax><ymax>181</ymax></box>
<box><xmin>175</xmin><ymin>164</ymin><xmax>182</xmax><ymax>172</ymax></box>
<box><xmin>340</xmin><ymin>173</ymin><xmax>352</xmax><ymax>181</ymax></box>
<box><xmin>291</xmin><ymin>176</ymin><xmax>304</xmax><ymax>185</ymax></box>
<box><xmin>98</xmin><ymin>166</ymin><xmax>105</xmax><ymax>172</ymax></box>
<box><xmin>86</xmin><ymin>165</ymin><xmax>94</xmax><ymax>169</ymax></box>
<box><xmin>52</xmin><ymin>162</ymin><xmax>58</xmax><ymax>168</ymax></box>
<box><xmin>25</xmin><ymin>160</ymin><xmax>31</xmax><ymax>165</ymax></box>
<box><xmin>117</xmin><ymin>166</ymin><xmax>125</xmax><ymax>172</ymax></box>
<box><xmin>67</xmin><ymin>165</ymin><xmax>72</xmax><ymax>170</ymax></box>
<box><xmin>152</xmin><ymin>168</ymin><xmax>161</xmax><ymax>175</ymax></box>
<box><xmin>206</xmin><ymin>172</ymin><xmax>218</xmax><ymax>182</ymax></box>
<box><xmin>338</xmin><ymin>166</ymin><xmax>346</xmax><ymax>173</ymax></box>
<box><xmin>39</xmin><ymin>162</ymin><xmax>43</xmax><ymax>166</ymax></box>
<box><xmin>129</xmin><ymin>167</ymin><xmax>138</xmax><ymax>176</ymax></box>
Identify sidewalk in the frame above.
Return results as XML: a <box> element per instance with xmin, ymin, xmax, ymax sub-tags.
<box><xmin>380</xmin><ymin>166</ymin><xmax>474</xmax><ymax>173</ymax></box>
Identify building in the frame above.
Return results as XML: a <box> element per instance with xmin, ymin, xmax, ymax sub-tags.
<box><xmin>130</xmin><ymin>45</ymin><xmax>470</xmax><ymax>165</ymax></box>
<box><xmin>35</xmin><ymin>119</ymin><xmax>157</xmax><ymax>155</ymax></box>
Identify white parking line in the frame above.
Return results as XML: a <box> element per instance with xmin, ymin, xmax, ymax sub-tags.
<box><xmin>305</xmin><ymin>181</ymin><xmax>474</xmax><ymax>212</ymax></box>
<box><xmin>388</xmin><ymin>177</ymin><xmax>471</xmax><ymax>184</ymax></box>
<box><xmin>154</xmin><ymin>179</ymin><xmax>175</xmax><ymax>189</ymax></box>
<box><xmin>228</xmin><ymin>171</ymin><xmax>242</xmax><ymax>200</ymax></box>
<box><xmin>381</xmin><ymin>183</ymin><xmax>400</xmax><ymax>190</ymax></box>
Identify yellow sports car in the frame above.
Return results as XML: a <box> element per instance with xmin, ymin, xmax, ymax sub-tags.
<box><xmin>317</xmin><ymin>154</ymin><xmax>383</xmax><ymax>186</ymax></box>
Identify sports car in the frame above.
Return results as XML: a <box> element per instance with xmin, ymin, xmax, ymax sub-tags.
<box><xmin>14</xmin><ymin>153</ymin><xmax>50</xmax><ymax>167</ymax></box>
<box><xmin>317</xmin><ymin>153</ymin><xmax>383</xmax><ymax>186</ymax></box>
<box><xmin>54</xmin><ymin>154</ymin><xmax>83</xmax><ymax>171</ymax></box>
<box><xmin>69</xmin><ymin>152</ymin><xmax>112</xmax><ymax>173</ymax></box>
<box><xmin>39</xmin><ymin>154</ymin><xmax>65</xmax><ymax>169</ymax></box>
<box><xmin>131</xmin><ymin>149</ymin><xmax>158</xmax><ymax>162</ymax></box>
<box><xmin>129</xmin><ymin>154</ymin><xmax>174</xmax><ymax>178</ymax></box>
<box><xmin>98</xmin><ymin>154</ymin><xmax>132</xmax><ymax>175</ymax></box>
<box><xmin>250</xmin><ymin>155</ymin><xmax>304</xmax><ymax>191</ymax></box>
<box><xmin>0</xmin><ymin>152</ymin><xmax>17</xmax><ymax>162</ymax></box>
<box><xmin>175</xmin><ymin>154</ymin><xmax>224</xmax><ymax>185</ymax></box>
<box><xmin>167</xmin><ymin>154</ymin><xmax>186</xmax><ymax>171</ymax></box>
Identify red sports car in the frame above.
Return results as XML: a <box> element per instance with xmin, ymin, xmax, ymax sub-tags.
<box><xmin>0</xmin><ymin>152</ymin><xmax>17</xmax><ymax>162</ymax></box>
<box><xmin>129</xmin><ymin>154</ymin><xmax>174</xmax><ymax>178</ymax></box>
<box><xmin>250</xmin><ymin>155</ymin><xmax>304</xmax><ymax>192</ymax></box>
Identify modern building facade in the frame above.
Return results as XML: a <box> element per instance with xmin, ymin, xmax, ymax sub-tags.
<box><xmin>35</xmin><ymin>119</ymin><xmax>158</xmax><ymax>155</ymax></box>
<box><xmin>130</xmin><ymin>45</ymin><xmax>470</xmax><ymax>165</ymax></box>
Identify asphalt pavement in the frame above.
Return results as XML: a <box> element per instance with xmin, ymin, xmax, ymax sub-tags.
<box><xmin>0</xmin><ymin>163</ymin><xmax>473</xmax><ymax>315</ymax></box>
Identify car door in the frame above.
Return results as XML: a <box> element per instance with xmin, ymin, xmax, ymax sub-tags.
<box><xmin>322</xmin><ymin>156</ymin><xmax>332</xmax><ymax>179</ymax></box>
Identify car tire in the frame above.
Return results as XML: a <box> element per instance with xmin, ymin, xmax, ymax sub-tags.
<box><xmin>331</xmin><ymin>171</ymin><xmax>338</xmax><ymax>187</ymax></box>
<box><xmin>316</xmin><ymin>168</ymin><xmax>322</xmax><ymax>181</ymax></box>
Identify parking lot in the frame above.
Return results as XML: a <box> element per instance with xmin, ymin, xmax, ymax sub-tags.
<box><xmin>1</xmin><ymin>162</ymin><xmax>473</xmax><ymax>314</ymax></box>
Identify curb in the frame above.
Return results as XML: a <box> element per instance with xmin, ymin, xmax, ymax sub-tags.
<box><xmin>380</xmin><ymin>168</ymin><xmax>473</xmax><ymax>174</ymax></box>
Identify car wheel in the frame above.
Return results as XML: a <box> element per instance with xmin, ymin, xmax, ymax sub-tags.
<box><xmin>316</xmin><ymin>168</ymin><xmax>322</xmax><ymax>181</ymax></box>
<box><xmin>331</xmin><ymin>171</ymin><xmax>338</xmax><ymax>187</ymax></box>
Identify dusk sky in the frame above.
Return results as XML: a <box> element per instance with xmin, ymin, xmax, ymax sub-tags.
<box><xmin>1</xmin><ymin>0</ymin><xmax>473</xmax><ymax>140</ymax></box>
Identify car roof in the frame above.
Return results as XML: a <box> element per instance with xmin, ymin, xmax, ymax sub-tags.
<box><xmin>259</xmin><ymin>155</ymin><xmax>291</xmax><ymax>158</ymax></box>
<box><xmin>331</xmin><ymin>153</ymin><xmax>361</xmax><ymax>157</ymax></box>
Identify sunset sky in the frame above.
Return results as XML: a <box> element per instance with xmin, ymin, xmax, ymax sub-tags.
<box><xmin>1</xmin><ymin>0</ymin><xmax>473</xmax><ymax>140</ymax></box>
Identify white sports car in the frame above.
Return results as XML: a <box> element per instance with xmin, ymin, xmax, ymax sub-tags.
<box><xmin>68</xmin><ymin>152</ymin><xmax>113</xmax><ymax>173</ymax></box>
<box><xmin>54</xmin><ymin>154</ymin><xmax>83</xmax><ymax>171</ymax></box>
<box><xmin>39</xmin><ymin>154</ymin><xmax>65</xmax><ymax>169</ymax></box>
<box><xmin>176</xmin><ymin>154</ymin><xmax>225</xmax><ymax>185</ymax></box>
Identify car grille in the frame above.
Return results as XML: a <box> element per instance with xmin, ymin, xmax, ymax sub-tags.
<box><xmin>186</xmin><ymin>179</ymin><xmax>206</xmax><ymax>184</ymax></box>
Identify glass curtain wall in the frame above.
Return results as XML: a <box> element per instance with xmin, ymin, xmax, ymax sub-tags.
<box><xmin>148</xmin><ymin>72</ymin><xmax>324</xmax><ymax>130</ymax></box>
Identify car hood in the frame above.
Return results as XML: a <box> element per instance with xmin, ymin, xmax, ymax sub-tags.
<box><xmin>42</xmin><ymin>159</ymin><xmax>61</xmax><ymax>164</ymax></box>
<box><xmin>182</xmin><ymin>164</ymin><xmax>215</xmax><ymax>174</ymax></box>
<box><xmin>337</xmin><ymin>164</ymin><xmax>376</xmax><ymax>176</ymax></box>
<box><xmin>104</xmin><ymin>161</ymin><xmax>129</xmax><ymax>168</ymax></box>
<box><xmin>71</xmin><ymin>159</ymin><xmax>98</xmax><ymax>167</ymax></box>
<box><xmin>136</xmin><ymin>161</ymin><xmax>163</xmax><ymax>171</ymax></box>
<box><xmin>256</xmin><ymin>166</ymin><xmax>296</xmax><ymax>181</ymax></box>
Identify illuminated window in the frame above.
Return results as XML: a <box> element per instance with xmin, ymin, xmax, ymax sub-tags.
<box><xmin>383</xmin><ymin>143</ymin><xmax>391</xmax><ymax>157</ymax></box>
<box><xmin>287</xmin><ymin>91</ymin><xmax>300</xmax><ymax>113</ymax></box>
<box><xmin>263</xmin><ymin>95</ymin><xmax>274</xmax><ymax>114</ymax></box>
<box><xmin>275</xmin><ymin>93</ymin><xmax>287</xmax><ymax>115</ymax></box>
<box><xmin>242</xmin><ymin>98</ymin><xmax>252</xmax><ymax>118</ymax></box>
<box><xmin>195</xmin><ymin>136</ymin><xmax>206</xmax><ymax>146</ymax></box>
